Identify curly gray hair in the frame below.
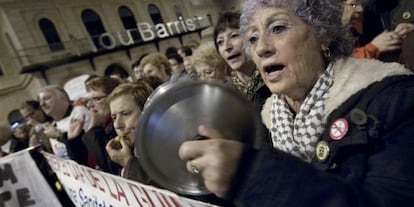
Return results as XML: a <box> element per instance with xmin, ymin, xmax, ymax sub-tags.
<box><xmin>240</xmin><ymin>0</ymin><xmax>353</xmax><ymax>61</ymax></box>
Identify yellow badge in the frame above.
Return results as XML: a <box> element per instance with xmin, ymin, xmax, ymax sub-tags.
<box><xmin>402</xmin><ymin>11</ymin><xmax>411</xmax><ymax>20</ymax></box>
<box><xmin>316</xmin><ymin>141</ymin><xmax>330</xmax><ymax>161</ymax></box>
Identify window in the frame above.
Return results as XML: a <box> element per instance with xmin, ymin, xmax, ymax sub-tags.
<box><xmin>174</xmin><ymin>5</ymin><xmax>184</xmax><ymax>20</ymax></box>
<box><xmin>118</xmin><ymin>6</ymin><xmax>142</xmax><ymax>42</ymax></box>
<box><xmin>148</xmin><ymin>4</ymin><xmax>164</xmax><ymax>24</ymax></box>
<box><xmin>39</xmin><ymin>18</ymin><xmax>64</xmax><ymax>51</ymax></box>
<box><xmin>81</xmin><ymin>9</ymin><xmax>109</xmax><ymax>49</ymax></box>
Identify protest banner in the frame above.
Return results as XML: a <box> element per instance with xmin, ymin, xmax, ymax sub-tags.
<box><xmin>42</xmin><ymin>152</ymin><xmax>218</xmax><ymax>207</ymax></box>
<box><xmin>0</xmin><ymin>149</ymin><xmax>62</xmax><ymax>207</ymax></box>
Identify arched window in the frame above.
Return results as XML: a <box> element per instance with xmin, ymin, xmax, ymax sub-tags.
<box><xmin>81</xmin><ymin>9</ymin><xmax>109</xmax><ymax>49</ymax></box>
<box><xmin>118</xmin><ymin>6</ymin><xmax>142</xmax><ymax>42</ymax></box>
<box><xmin>174</xmin><ymin>5</ymin><xmax>184</xmax><ymax>20</ymax></box>
<box><xmin>39</xmin><ymin>18</ymin><xmax>64</xmax><ymax>51</ymax></box>
<box><xmin>148</xmin><ymin>4</ymin><xmax>164</xmax><ymax>25</ymax></box>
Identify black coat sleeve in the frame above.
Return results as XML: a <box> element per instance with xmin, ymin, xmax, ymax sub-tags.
<box><xmin>123</xmin><ymin>156</ymin><xmax>151</xmax><ymax>185</ymax></box>
<box><xmin>82</xmin><ymin>126</ymin><xmax>120</xmax><ymax>174</ymax></box>
<box><xmin>64</xmin><ymin>132</ymin><xmax>89</xmax><ymax>166</ymax></box>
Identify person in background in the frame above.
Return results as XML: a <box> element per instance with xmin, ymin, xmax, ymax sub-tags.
<box><xmin>131</xmin><ymin>55</ymin><xmax>147</xmax><ymax>81</ymax></box>
<box><xmin>214</xmin><ymin>11</ymin><xmax>272</xmax><ymax>147</ymax></box>
<box><xmin>360</xmin><ymin>0</ymin><xmax>414</xmax><ymax>62</ymax></box>
<box><xmin>214</xmin><ymin>11</ymin><xmax>271</xmax><ymax>112</ymax></box>
<box><xmin>20</xmin><ymin>100</ymin><xmax>52</xmax><ymax>128</ymax></box>
<box><xmin>179</xmin><ymin>0</ymin><xmax>414</xmax><ymax>206</ymax></box>
<box><xmin>0</xmin><ymin>123</ymin><xmax>11</xmax><ymax>157</ymax></box>
<box><xmin>165</xmin><ymin>46</ymin><xmax>178</xmax><ymax>57</ymax></box>
<box><xmin>39</xmin><ymin>85</ymin><xmax>92</xmax><ymax>166</ymax></box>
<box><xmin>177</xmin><ymin>45</ymin><xmax>193</xmax><ymax>59</ymax></box>
<box><xmin>19</xmin><ymin>100</ymin><xmax>53</xmax><ymax>149</ymax></box>
<box><xmin>69</xmin><ymin>76</ymin><xmax>121</xmax><ymax>174</ymax></box>
<box><xmin>140</xmin><ymin>53</ymin><xmax>171</xmax><ymax>82</ymax></box>
<box><xmin>0</xmin><ymin>122</ymin><xmax>28</xmax><ymax>156</ymax></box>
<box><xmin>168</xmin><ymin>53</ymin><xmax>186</xmax><ymax>75</ymax></box>
<box><xmin>104</xmin><ymin>63</ymin><xmax>131</xmax><ymax>83</ymax></box>
<box><xmin>191</xmin><ymin>41</ymin><xmax>229</xmax><ymax>81</ymax></box>
<box><xmin>178</xmin><ymin>46</ymin><xmax>194</xmax><ymax>72</ymax></box>
<box><xmin>341</xmin><ymin>0</ymin><xmax>403</xmax><ymax>59</ymax></box>
<box><xmin>105</xmin><ymin>81</ymin><xmax>154</xmax><ymax>183</ymax></box>
<box><xmin>168</xmin><ymin>53</ymin><xmax>198</xmax><ymax>81</ymax></box>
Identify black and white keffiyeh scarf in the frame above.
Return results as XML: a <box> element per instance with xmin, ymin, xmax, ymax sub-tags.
<box><xmin>270</xmin><ymin>63</ymin><xmax>334</xmax><ymax>162</ymax></box>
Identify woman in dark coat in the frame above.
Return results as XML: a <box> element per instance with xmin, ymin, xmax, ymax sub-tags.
<box><xmin>178</xmin><ymin>0</ymin><xmax>414</xmax><ymax>206</ymax></box>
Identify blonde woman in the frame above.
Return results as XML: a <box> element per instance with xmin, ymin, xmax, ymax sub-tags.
<box><xmin>191</xmin><ymin>41</ymin><xmax>229</xmax><ymax>81</ymax></box>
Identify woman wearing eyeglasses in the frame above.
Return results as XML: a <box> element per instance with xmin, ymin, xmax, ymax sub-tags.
<box><xmin>191</xmin><ymin>41</ymin><xmax>230</xmax><ymax>81</ymax></box>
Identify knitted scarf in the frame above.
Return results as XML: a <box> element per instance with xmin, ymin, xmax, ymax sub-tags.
<box><xmin>270</xmin><ymin>63</ymin><xmax>334</xmax><ymax>162</ymax></box>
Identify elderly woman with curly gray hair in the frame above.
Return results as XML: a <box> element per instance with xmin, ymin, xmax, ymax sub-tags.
<box><xmin>178</xmin><ymin>0</ymin><xmax>414</xmax><ymax>206</ymax></box>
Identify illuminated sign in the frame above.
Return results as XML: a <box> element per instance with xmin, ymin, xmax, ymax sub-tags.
<box><xmin>92</xmin><ymin>16</ymin><xmax>209</xmax><ymax>51</ymax></box>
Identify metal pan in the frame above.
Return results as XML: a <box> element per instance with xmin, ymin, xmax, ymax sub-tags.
<box><xmin>135</xmin><ymin>80</ymin><xmax>259</xmax><ymax>195</ymax></box>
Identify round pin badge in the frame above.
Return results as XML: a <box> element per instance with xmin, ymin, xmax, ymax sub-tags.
<box><xmin>329</xmin><ymin>118</ymin><xmax>349</xmax><ymax>140</ymax></box>
<box><xmin>316</xmin><ymin>141</ymin><xmax>330</xmax><ymax>161</ymax></box>
<box><xmin>402</xmin><ymin>11</ymin><xmax>411</xmax><ymax>20</ymax></box>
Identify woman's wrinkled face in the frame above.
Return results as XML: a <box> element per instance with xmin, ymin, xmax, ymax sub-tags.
<box><xmin>110</xmin><ymin>94</ymin><xmax>142</xmax><ymax>148</ymax></box>
<box><xmin>246</xmin><ymin>6</ymin><xmax>325</xmax><ymax>100</ymax></box>
<box><xmin>195</xmin><ymin>62</ymin><xmax>226</xmax><ymax>81</ymax></box>
<box><xmin>216</xmin><ymin>28</ymin><xmax>247</xmax><ymax>71</ymax></box>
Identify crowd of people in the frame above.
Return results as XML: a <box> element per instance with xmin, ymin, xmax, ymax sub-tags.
<box><xmin>1</xmin><ymin>0</ymin><xmax>413</xmax><ymax>206</ymax></box>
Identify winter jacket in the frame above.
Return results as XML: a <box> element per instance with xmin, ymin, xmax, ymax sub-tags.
<box><xmin>231</xmin><ymin>58</ymin><xmax>414</xmax><ymax>207</ymax></box>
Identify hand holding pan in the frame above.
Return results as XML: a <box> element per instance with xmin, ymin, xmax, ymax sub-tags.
<box><xmin>134</xmin><ymin>80</ymin><xmax>260</xmax><ymax>195</ymax></box>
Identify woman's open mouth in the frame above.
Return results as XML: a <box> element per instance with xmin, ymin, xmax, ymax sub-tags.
<box><xmin>263</xmin><ymin>64</ymin><xmax>285</xmax><ymax>81</ymax></box>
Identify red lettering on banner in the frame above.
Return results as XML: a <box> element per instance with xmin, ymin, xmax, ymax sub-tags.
<box><xmin>68</xmin><ymin>163</ymin><xmax>81</xmax><ymax>180</ymax></box>
<box><xmin>61</xmin><ymin>160</ymin><xmax>71</xmax><ymax>177</ymax></box>
<box><xmin>154</xmin><ymin>191</ymin><xmax>170</xmax><ymax>207</ymax></box>
<box><xmin>128</xmin><ymin>182</ymin><xmax>154</xmax><ymax>207</ymax></box>
<box><xmin>101</xmin><ymin>174</ymin><xmax>118</xmax><ymax>199</ymax></box>
<box><xmin>156</xmin><ymin>192</ymin><xmax>181</xmax><ymax>207</ymax></box>
<box><xmin>86</xmin><ymin>169</ymin><xmax>106</xmax><ymax>193</ymax></box>
<box><xmin>111</xmin><ymin>177</ymin><xmax>130</xmax><ymax>205</ymax></box>
<box><xmin>81</xmin><ymin>167</ymin><xmax>96</xmax><ymax>187</ymax></box>
<box><xmin>139</xmin><ymin>186</ymin><xmax>162</xmax><ymax>207</ymax></box>
<box><xmin>70</xmin><ymin>162</ymin><xmax>85</xmax><ymax>183</ymax></box>
<box><xmin>69</xmin><ymin>162</ymin><xmax>79</xmax><ymax>180</ymax></box>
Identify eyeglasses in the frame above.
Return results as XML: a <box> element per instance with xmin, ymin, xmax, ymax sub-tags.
<box><xmin>87</xmin><ymin>95</ymin><xmax>107</xmax><ymax>104</ymax></box>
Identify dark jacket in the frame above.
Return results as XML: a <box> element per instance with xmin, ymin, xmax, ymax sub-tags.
<box><xmin>82</xmin><ymin>123</ymin><xmax>120</xmax><ymax>174</ymax></box>
<box><xmin>123</xmin><ymin>156</ymin><xmax>151</xmax><ymax>184</ymax></box>
<box><xmin>231</xmin><ymin>58</ymin><xmax>414</xmax><ymax>207</ymax></box>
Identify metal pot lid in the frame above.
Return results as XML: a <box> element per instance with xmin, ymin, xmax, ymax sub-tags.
<box><xmin>135</xmin><ymin>80</ymin><xmax>259</xmax><ymax>196</ymax></box>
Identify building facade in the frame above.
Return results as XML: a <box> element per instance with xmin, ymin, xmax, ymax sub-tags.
<box><xmin>0</xmin><ymin>0</ymin><xmax>239</xmax><ymax>123</ymax></box>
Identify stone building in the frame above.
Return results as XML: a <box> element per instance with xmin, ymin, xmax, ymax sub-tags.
<box><xmin>0</xmin><ymin>0</ymin><xmax>239</xmax><ymax>123</ymax></box>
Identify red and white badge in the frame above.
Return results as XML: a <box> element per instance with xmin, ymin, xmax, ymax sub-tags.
<box><xmin>329</xmin><ymin>118</ymin><xmax>349</xmax><ymax>140</ymax></box>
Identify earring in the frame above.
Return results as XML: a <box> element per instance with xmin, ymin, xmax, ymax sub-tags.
<box><xmin>323</xmin><ymin>48</ymin><xmax>331</xmax><ymax>58</ymax></box>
